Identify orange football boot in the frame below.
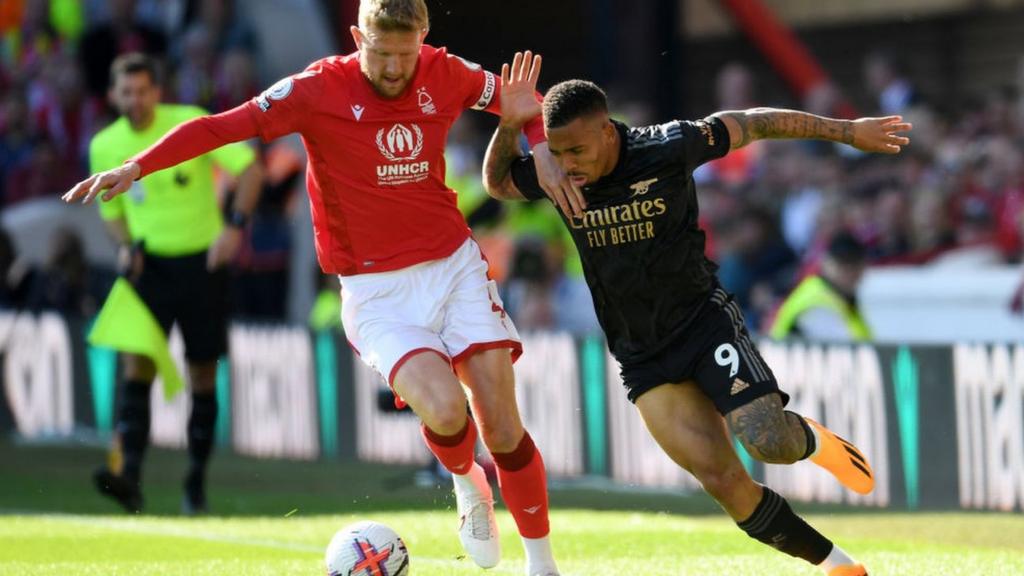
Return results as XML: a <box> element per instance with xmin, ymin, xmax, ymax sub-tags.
<box><xmin>828</xmin><ymin>563</ymin><xmax>868</xmax><ymax>576</ymax></box>
<box><xmin>806</xmin><ymin>418</ymin><xmax>874</xmax><ymax>495</ymax></box>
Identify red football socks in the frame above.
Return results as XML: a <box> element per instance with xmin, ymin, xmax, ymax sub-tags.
<box><xmin>492</xmin><ymin>432</ymin><xmax>550</xmax><ymax>538</ymax></box>
<box><xmin>421</xmin><ymin>418</ymin><xmax>477</xmax><ymax>475</ymax></box>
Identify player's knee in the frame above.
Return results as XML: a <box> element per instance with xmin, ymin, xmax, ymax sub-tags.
<box><xmin>478</xmin><ymin>423</ymin><xmax>522</xmax><ymax>454</ymax></box>
<box><xmin>419</xmin><ymin>398</ymin><xmax>468</xmax><ymax>436</ymax></box>
<box><xmin>739</xmin><ymin>432</ymin><xmax>802</xmax><ymax>465</ymax></box>
<box><xmin>694</xmin><ymin>466</ymin><xmax>749</xmax><ymax>503</ymax></box>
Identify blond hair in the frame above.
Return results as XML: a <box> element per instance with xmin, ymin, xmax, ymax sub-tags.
<box><xmin>358</xmin><ymin>0</ymin><xmax>429</xmax><ymax>32</ymax></box>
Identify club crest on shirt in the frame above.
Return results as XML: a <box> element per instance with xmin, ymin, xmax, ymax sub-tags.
<box><xmin>629</xmin><ymin>178</ymin><xmax>658</xmax><ymax>197</ymax></box>
<box><xmin>417</xmin><ymin>87</ymin><xmax>437</xmax><ymax>115</ymax></box>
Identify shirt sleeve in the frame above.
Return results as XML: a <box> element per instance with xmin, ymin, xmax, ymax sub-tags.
<box><xmin>179</xmin><ymin>105</ymin><xmax>256</xmax><ymax>177</ymax></box>
<box><xmin>447</xmin><ymin>53</ymin><xmax>498</xmax><ymax>113</ymax></box>
<box><xmin>130</xmin><ymin>104</ymin><xmax>260</xmax><ymax>178</ymax></box>
<box><xmin>245</xmin><ymin>66</ymin><xmax>324</xmax><ymax>142</ymax></box>
<box><xmin>209</xmin><ymin>141</ymin><xmax>256</xmax><ymax>177</ymax></box>
<box><xmin>676</xmin><ymin>116</ymin><xmax>731</xmax><ymax>173</ymax></box>
<box><xmin>509</xmin><ymin>154</ymin><xmax>548</xmax><ymax>202</ymax></box>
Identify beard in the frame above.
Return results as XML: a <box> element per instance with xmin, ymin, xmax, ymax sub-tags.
<box><xmin>361</xmin><ymin>62</ymin><xmax>413</xmax><ymax>99</ymax></box>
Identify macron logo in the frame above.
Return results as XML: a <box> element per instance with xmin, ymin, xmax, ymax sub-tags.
<box><xmin>351</xmin><ymin>104</ymin><xmax>365</xmax><ymax>121</ymax></box>
<box><xmin>523</xmin><ymin>505</ymin><xmax>542</xmax><ymax>514</ymax></box>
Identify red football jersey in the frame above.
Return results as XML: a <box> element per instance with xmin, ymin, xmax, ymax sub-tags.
<box><xmin>243</xmin><ymin>45</ymin><xmax>535</xmax><ymax>276</ymax></box>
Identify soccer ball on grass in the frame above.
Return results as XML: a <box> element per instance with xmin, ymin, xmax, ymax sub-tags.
<box><xmin>325</xmin><ymin>521</ymin><xmax>410</xmax><ymax>576</ymax></box>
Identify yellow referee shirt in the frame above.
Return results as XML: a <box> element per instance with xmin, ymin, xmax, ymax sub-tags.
<box><xmin>90</xmin><ymin>104</ymin><xmax>256</xmax><ymax>257</ymax></box>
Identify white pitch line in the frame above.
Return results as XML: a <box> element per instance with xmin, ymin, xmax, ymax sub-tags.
<box><xmin>32</xmin><ymin>514</ymin><xmax>522</xmax><ymax>573</ymax></box>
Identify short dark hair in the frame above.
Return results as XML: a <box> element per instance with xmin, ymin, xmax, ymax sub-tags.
<box><xmin>827</xmin><ymin>231</ymin><xmax>867</xmax><ymax>265</ymax></box>
<box><xmin>110</xmin><ymin>53</ymin><xmax>161</xmax><ymax>86</ymax></box>
<box><xmin>543</xmin><ymin>79</ymin><xmax>608</xmax><ymax>129</ymax></box>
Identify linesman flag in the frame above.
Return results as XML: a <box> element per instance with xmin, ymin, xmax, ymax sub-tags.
<box><xmin>88</xmin><ymin>278</ymin><xmax>184</xmax><ymax>399</ymax></box>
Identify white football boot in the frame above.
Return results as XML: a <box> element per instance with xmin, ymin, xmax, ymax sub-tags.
<box><xmin>453</xmin><ymin>463</ymin><xmax>500</xmax><ymax>568</ymax></box>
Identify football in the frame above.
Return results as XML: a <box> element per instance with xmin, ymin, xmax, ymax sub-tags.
<box><xmin>325</xmin><ymin>521</ymin><xmax>410</xmax><ymax>576</ymax></box>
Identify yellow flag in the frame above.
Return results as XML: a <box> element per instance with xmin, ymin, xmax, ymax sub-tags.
<box><xmin>88</xmin><ymin>278</ymin><xmax>184</xmax><ymax>399</ymax></box>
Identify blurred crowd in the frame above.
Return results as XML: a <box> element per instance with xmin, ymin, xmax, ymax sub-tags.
<box><xmin>0</xmin><ymin>0</ymin><xmax>299</xmax><ymax>321</ymax></box>
<box><xmin>463</xmin><ymin>53</ymin><xmax>1024</xmax><ymax>335</ymax></box>
<box><xmin>1</xmin><ymin>1</ymin><xmax>1022</xmax><ymax>336</ymax></box>
<box><xmin>1</xmin><ymin>0</ymin><xmax>261</xmax><ymax>206</ymax></box>
<box><xmin>691</xmin><ymin>54</ymin><xmax>1024</xmax><ymax>331</ymax></box>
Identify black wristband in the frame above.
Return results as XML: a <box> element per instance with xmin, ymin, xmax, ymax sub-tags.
<box><xmin>226</xmin><ymin>210</ymin><xmax>250</xmax><ymax>229</ymax></box>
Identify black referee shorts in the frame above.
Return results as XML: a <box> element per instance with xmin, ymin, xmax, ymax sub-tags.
<box><xmin>620</xmin><ymin>286</ymin><xmax>788</xmax><ymax>414</ymax></box>
<box><xmin>134</xmin><ymin>250</ymin><xmax>230</xmax><ymax>364</ymax></box>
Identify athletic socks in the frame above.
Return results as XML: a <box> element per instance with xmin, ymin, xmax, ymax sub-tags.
<box><xmin>185</xmin><ymin>392</ymin><xmax>218</xmax><ymax>501</ymax></box>
<box><xmin>492</xmin><ymin>432</ymin><xmax>556</xmax><ymax>572</ymax></box>
<box><xmin>737</xmin><ymin>487</ymin><xmax>833</xmax><ymax>565</ymax></box>
<box><xmin>787</xmin><ymin>410</ymin><xmax>818</xmax><ymax>460</ymax></box>
<box><xmin>426</xmin><ymin>422</ymin><xmax>554</xmax><ymax>570</ymax></box>
<box><xmin>521</xmin><ymin>535</ymin><xmax>558</xmax><ymax>575</ymax></box>
<box><xmin>116</xmin><ymin>380</ymin><xmax>152</xmax><ymax>485</ymax></box>
<box><xmin>492</xmin><ymin>432</ymin><xmax>551</xmax><ymax>539</ymax></box>
<box><xmin>818</xmin><ymin>544</ymin><xmax>857</xmax><ymax>573</ymax></box>
<box><xmin>452</xmin><ymin>460</ymin><xmax>490</xmax><ymax>499</ymax></box>
<box><xmin>422</xmin><ymin>418</ymin><xmax>477</xmax><ymax>475</ymax></box>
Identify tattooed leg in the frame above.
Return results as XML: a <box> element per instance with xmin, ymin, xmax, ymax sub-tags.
<box><xmin>726</xmin><ymin>393</ymin><xmax>810</xmax><ymax>464</ymax></box>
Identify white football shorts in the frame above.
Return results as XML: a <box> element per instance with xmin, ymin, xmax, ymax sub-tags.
<box><xmin>340</xmin><ymin>237</ymin><xmax>522</xmax><ymax>387</ymax></box>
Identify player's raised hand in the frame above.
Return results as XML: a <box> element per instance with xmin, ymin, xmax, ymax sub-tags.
<box><xmin>498</xmin><ymin>50</ymin><xmax>543</xmax><ymax>129</ymax></box>
<box><xmin>62</xmin><ymin>161</ymin><xmax>141</xmax><ymax>205</ymax></box>
<box><xmin>851</xmin><ymin>116</ymin><xmax>912</xmax><ymax>154</ymax></box>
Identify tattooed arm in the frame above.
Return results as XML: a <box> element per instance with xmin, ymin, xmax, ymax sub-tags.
<box><xmin>711</xmin><ymin>108</ymin><xmax>912</xmax><ymax>154</ymax></box>
<box><xmin>481</xmin><ymin>51</ymin><xmax>551</xmax><ymax>205</ymax></box>
<box><xmin>483</xmin><ymin>124</ymin><xmax>530</xmax><ymax>201</ymax></box>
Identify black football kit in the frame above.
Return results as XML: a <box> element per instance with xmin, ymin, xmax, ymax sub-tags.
<box><xmin>512</xmin><ymin>117</ymin><xmax>786</xmax><ymax>412</ymax></box>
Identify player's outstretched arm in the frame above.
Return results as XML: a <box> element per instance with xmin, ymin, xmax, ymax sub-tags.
<box><xmin>484</xmin><ymin>50</ymin><xmax>584</xmax><ymax>216</ymax></box>
<box><xmin>63</xmin><ymin>162</ymin><xmax>142</xmax><ymax>205</ymax></box>
<box><xmin>483</xmin><ymin>123</ymin><xmax>529</xmax><ymax>202</ymax></box>
<box><xmin>711</xmin><ymin>108</ymin><xmax>912</xmax><ymax>154</ymax></box>
<box><xmin>483</xmin><ymin>51</ymin><xmax>543</xmax><ymax>203</ymax></box>
<box><xmin>62</xmin><ymin>104</ymin><xmax>260</xmax><ymax>204</ymax></box>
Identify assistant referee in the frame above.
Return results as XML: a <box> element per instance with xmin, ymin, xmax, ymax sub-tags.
<box><xmin>90</xmin><ymin>53</ymin><xmax>262</xmax><ymax>514</ymax></box>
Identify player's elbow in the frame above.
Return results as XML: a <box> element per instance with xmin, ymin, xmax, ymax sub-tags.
<box><xmin>482</xmin><ymin>172</ymin><xmax>515</xmax><ymax>201</ymax></box>
<box><xmin>482</xmin><ymin>178</ymin><xmax>502</xmax><ymax>200</ymax></box>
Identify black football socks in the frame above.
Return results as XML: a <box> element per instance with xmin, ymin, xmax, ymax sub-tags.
<box><xmin>737</xmin><ymin>487</ymin><xmax>833</xmax><ymax>565</ymax></box>
<box><xmin>185</xmin><ymin>392</ymin><xmax>218</xmax><ymax>503</ymax></box>
<box><xmin>117</xmin><ymin>380</ymin><xmax>152</xmax><ymax>485</ymax></box>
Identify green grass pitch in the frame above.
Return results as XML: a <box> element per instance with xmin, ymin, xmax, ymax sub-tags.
<box><xmin>1</xmin><ymin>441</ymin><xmax>1022</xmax><ymax>575</ymax></box>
